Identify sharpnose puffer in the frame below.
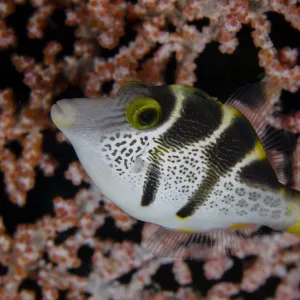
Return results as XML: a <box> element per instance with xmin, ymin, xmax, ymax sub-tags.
<box><xmin>51</xmin><ymin>81</ymin><xmax>300</xmax><ymax>257</ymax></box>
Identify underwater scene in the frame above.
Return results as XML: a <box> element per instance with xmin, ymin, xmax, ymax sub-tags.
<box><xmin>1</xmin><ymin>1</ymin><xmax>300</xmax><ymax>299</ymax></box>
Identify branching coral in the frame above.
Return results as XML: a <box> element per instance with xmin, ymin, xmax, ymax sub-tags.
<box><xmin>1</xmin><ymin>0</ymin><xmax>300</xmax><ymax>299</ymax></box>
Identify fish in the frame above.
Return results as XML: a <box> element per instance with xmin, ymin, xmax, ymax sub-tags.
<box><xmin>50</xmin><ymin>80</ymin><xmax>300</xmax><ymax>258</ymax></box>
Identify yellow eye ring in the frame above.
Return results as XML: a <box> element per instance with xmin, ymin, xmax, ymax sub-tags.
<box><xmin>126</xmin><ymin>97</ymin><xmax>162</xmax><ymax>130</ymax></box>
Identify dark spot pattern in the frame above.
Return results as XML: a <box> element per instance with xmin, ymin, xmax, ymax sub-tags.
<box><xmin>140</xmin><ymin>88</ymin><xmax>223</xmax><ymax>208</ymax></box>
<box><xmin>176</xmin><ymin>116</ymin><xmax>256</xmax><ymax>219</ymax></box>
<box><xmin>263</xmin><ymin>196</ymin><xmax>281</xmax><ymax>207</ymax></box>
<box><xmin>249</xmin><ymin>192</ymin><xmax>261</xmax><ymax>201</ymax></box>
<box><xmin>101</xmin><ymin>132</ymin><xmax>145</xmax><ymax>186</ymax></box>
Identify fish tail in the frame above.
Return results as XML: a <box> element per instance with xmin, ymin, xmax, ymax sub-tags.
<box><xmin>284</xmin><ymin>189</ymin><xmax>300</xmax><ymax>234</ymax></box>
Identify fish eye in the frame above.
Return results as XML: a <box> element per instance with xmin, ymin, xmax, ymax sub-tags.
<box><xmin>126</xmin><ymin>97</ymin><xmax>162</xmax><ymax>130</ymax></box>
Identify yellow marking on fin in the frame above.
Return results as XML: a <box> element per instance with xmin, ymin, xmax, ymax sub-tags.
<box><xmin>286</xmin><ymin>220</ymin><xmax>300</xmax><ymax>234</ymax></box>
<box><xmin>230</xmin><ymin>223</ymin><xmax>250</xmax><ymax>229</ymax></box>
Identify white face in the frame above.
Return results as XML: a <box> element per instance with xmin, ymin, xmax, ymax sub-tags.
<box><xmin>50</xmin><ymin>94</ymin><xmax>166</xmax><ymax>221</ymax></box>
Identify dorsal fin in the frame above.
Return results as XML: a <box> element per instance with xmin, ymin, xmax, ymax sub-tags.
<box><xmin>226</xmin><ymin>80</ymin><xmax>277</xmax><ymax>137</ymax></box>
<box><xmin>225</xmin><ymin>79</ymin><xmax>295</xmax><ymax>186</ymax></box>
<box><xmin>142</xmin><ymin>224</ymin><xmax>260</xmax><ymax>260</ymax></box>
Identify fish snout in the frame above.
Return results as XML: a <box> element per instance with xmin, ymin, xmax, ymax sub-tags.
<box><xmin>50</xmin><ymin>100</ymin><xmax>80</xmax><ymax>128</ymax></box>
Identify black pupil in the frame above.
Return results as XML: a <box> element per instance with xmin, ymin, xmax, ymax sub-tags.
<box><xmin>139</xmin><ymin>109</ymin><xmax>156</xmax><ymax>124</ymax></box>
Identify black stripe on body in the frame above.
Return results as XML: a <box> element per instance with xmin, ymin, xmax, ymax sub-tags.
<box><xmin>141</xmin><ymin>164</ymin><xmax>161</xmax><ymax>206</ymax></box>
<box><xmin>140</xmin><ymin>89</ymin><xmax>222</xmax><ymax>207</ymax></box>
<box><xmin>238</xmin><ymin>159</ymin><xmax>279</xmax><ymax>189</ymax></box>
<box><xmin>177</xmin><ymin>171</ymin><xmax>217</xmax><ymax>218</ymax></box>
<box><xmin>176</xmin><ymin>117</ymin><xmax>256</xmax><ymax>219</ymax></box>
<box><xmin>139</xmin><ymin>86</ymin><xmax>178</xmax><ymax>207</ymax></box>
<box><xmin>149</xmin><ymin>86</ymin><xmax>177</xmax><ymax>123</ymax></box>
<box><xmin>157</xmin><ymin>93</ymin><xmax>223</xmax><ymax>150</ymax></box>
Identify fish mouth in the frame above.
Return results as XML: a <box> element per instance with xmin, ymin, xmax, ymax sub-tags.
<box><xmin>50</xmin><ymin>100</ymin><xmax>78</xmax><ymax>128</ymax></box>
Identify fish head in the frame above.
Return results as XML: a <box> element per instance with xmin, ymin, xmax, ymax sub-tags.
<box><xmin>50</xmin><ymin>82</ymin><xmax>185</xmax><ymax>221</ymax></box>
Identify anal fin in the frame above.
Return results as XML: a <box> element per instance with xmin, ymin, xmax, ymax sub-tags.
<box><xmin>142</xmin><ymin>223</ymin><xmax>260</xmax><ymax>260</ymax></box>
